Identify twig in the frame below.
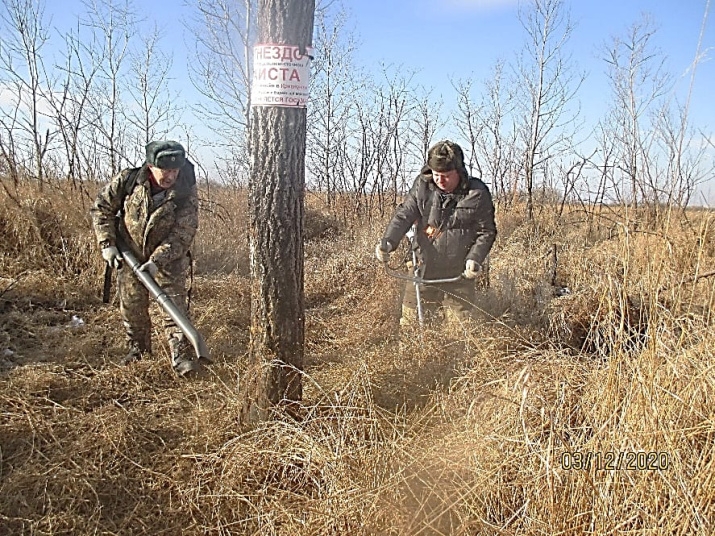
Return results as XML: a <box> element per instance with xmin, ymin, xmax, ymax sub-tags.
<box><xmin>660</xmin><ymin>269</ymin><xmax>715</xmax><ymax>293</ymax></box>
<box><xmin>0</xmin><ymin>271</ymin><xmax>27</xmax><ymax>299</ymax></box>
<box><xmin>683</xmin><ymin>269</ymin><xmax>715</xmax><ymax>286</ymax></box>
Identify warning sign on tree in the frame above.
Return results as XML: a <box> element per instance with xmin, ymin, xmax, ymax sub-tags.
<box><xmin>251</xmin><ymin>44</ymin><xmax>313</xmax><ymax>108</ymax></box>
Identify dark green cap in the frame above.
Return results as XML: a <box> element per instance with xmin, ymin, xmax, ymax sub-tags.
<box><xmin>427</xmin><ymin>140</ymin><xmax>464</xmax><ymax>172</ymax></box>
<box><xmin>146</xmin><ymin>140</ymin><xmax>186</xmax><ymax>169</ymax></box>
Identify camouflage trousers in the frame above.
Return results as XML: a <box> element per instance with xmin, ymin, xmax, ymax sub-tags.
<box><xmin>400</xmin><ymin>278</ymin><xmax>476</xmax><ymax>326</ymax></box>
<box><xmin>117</xmin><ymin>266</ymin><xmax>189</xmax><ymax>354</ymax></box>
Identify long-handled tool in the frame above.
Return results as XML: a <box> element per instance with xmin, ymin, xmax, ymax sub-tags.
<box><xmin>115</xmin><ymin>238</ymin><xmax>211</xmax><ymax>364</ymax></box>
<box><xmin>382</xmin><ymin>226</ymin><xmax>463</xmax><ymax>327</ymax></box>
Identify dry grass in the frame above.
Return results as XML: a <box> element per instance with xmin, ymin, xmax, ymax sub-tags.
<box><xmin>1</xmin><ymin>180</ymin><xmax>715</xmax><ymax>534</ymax></box>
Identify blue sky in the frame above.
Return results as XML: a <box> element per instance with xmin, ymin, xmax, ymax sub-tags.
<box><xmin>329</xmin><ymin>0</ymin><xmax>715</xmax><ymax>201</ymax></box>
<box><xmin>44</xmin><ymin>0</ymin><xmax>714</xmax><ymax>131</ymax></box>
<box><xmin>349</xmin><ymin>0</ymin><xmax>714</xmax><ymax>128</ymax></box>
<box><xmin>24</xmin><ymin>0</ymin><xmax>715</xmax><ymax>199</ymax></box>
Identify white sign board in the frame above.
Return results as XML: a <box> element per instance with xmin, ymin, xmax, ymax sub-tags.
<box><xmin>251</xmin><ymin>44</ymin><xmax>313</xmax><ymax>108</ymax></box>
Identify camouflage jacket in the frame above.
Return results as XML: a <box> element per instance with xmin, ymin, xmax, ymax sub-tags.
<box><xmin>383</xmin><ymin>171</ymin><xmax>497</xmax><ymax>278</ymax></box>
<box><xmin>91</xmin><ymin>161</ymin><xmax>199</xmax><ymax>272</ymax></box>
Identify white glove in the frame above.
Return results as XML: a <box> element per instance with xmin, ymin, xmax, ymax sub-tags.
<box><xmin>101</xmin><ymin>246</ymin><xmax>122</xmax><ymax>268</ymax></box>
<box><xmin>463</xmin><ymin>260</ymin><xmax>481</xmax><ymax>279</ymax></box>
<box><xmin>375</xmin><ymin>240</ymin><xmax>393</xmax><ymax>263</ymax></box>
<box><xmin>140</xmin><ymin>260</ymin><xmax>159</xmax><ymax>277</ymax></box>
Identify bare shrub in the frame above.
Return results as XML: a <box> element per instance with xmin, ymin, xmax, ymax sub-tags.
<box><xmin>2</xmin><ymin>185</ymin><xmax>715</xmax><ymax>534</ymax></box>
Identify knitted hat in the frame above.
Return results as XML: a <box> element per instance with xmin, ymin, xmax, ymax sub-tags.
<box><xmin>146</xmin><ymin>140</ymin><xmax>186</xmax><ymax>169</ymax></box>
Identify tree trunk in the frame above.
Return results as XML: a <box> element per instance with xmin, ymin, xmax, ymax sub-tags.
<box><xmin>241</xmin><ymin>0</ymin><xmax>315</xmax><ymax>425</ymax></box>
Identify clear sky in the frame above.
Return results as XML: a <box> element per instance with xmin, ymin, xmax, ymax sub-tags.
<box><xmin>348</xmin><ymin>0</ymin><xmax>715</xmax><ymax>128</ymax></box>
<box><xmin>21</xmin><ymin>0</ymin><xmax>715</xmax><ymax>199</ymax></box>
<box><xmin>43</xmin><ymin>0</ymin><xmax>715</xmax><ymax>128</ymax></box>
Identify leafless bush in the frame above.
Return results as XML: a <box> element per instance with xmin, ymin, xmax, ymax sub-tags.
<box><xmin>2</xmin><ymin>174</ymin><xmax>715</xmax><ymax>535</ymax></box>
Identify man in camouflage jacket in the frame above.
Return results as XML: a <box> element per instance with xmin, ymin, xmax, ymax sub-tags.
<box><xmin>91</xmin><ymin>140</ymin><xmax>200</xmax><ymax>374</ymax></box>
<box><xmin>375</xmin><ymin>140</ymin><xmax>497</xmax><ymax>325</ymax></box>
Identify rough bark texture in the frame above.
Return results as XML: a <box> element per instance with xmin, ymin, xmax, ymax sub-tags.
<box><xmin>241</xmin><ymin>0</ymin><xmax>315</xmax><ymax>425</ymax></box>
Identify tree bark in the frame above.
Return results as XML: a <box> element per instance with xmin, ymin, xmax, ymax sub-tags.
<box><xmin>241</xmin><ymin>0</ymin><xmax>315</xmax><ymax>425</ymax></box>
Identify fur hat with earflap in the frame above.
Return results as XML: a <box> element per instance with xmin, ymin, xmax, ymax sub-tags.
<box><xmin>421</xmin><ymin>140</ymin><xmax>469</xmax><ymax>185</ymax></box>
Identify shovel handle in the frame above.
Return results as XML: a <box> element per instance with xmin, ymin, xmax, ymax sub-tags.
<box><xmin>383</xmin><ymin>264</ymin><xmax>463</xmax><ymax>285</ymax></box>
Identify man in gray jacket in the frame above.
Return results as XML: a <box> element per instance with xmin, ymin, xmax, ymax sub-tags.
<box><xmin>375</xmin><ymin>140</ymin><xmax>497</xmax><ymax>325</ymax></box>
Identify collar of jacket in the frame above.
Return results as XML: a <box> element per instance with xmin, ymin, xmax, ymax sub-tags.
<box><xmin>136</xmin><ymin>163</ymin><xmax>151</xmax><ymax>186</ymax></box>
<box><xmin>135</xmin><ymin>162</ymin><xmax>193</xmax><ymax>196</ymax></box>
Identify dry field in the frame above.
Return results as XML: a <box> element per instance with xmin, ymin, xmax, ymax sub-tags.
<box><xmin>1</xmin><ymin>181</ymin><xmax>715</xmax><ymax>535</ymax></box>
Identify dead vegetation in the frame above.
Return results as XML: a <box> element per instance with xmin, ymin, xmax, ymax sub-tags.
<box><xmin>1</xmin><ymin>181</ymin><xmax>715</xmax><ymax>535</ymax></box>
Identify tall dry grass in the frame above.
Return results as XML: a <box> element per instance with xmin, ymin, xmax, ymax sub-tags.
<box><xmin>1</xmin><ymin>180</ymin><xmax>714</xmax><ymax>535</ymax></box>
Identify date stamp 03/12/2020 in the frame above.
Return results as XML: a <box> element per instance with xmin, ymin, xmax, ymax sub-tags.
<box><xmin>560</xmin><ymin>451</ymin><xmax>671</xmax><ymax>471</ymax></box>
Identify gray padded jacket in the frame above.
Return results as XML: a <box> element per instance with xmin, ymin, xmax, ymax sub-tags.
<box><xmin>382</xmin><ymin>170</ymin><xmax>497</xmax><ymax>278</ymax></box>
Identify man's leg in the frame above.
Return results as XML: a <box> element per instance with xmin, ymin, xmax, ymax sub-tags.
<box><xmin>401</xmin><ymin>282</ymin><xmax>442</xmax><ymax>326</ymax></box>
<box><xmin>117</xmin><ymin>266</ymin><xmax>151</xmax><ymax>364</ymax></box>
<box><xmin>441</xmin><ymin>279</ymin><xmax>477</xmax><ymax>324</ymax></box>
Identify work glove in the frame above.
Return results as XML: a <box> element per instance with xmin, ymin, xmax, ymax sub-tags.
<box><xmin>375</xmin><ymin>239</ymin><xmax>393</xmax><ymax>263</ymax></box>
<box><xmin>139</xmin><ymin>260</ymin><xmax>159</xmax><ymax>278</ymax></box>
<box><xmin>463</xmin><ymin>260</ymin><xmax>481</xmax><ymax>279</ymax></box>
<box><xmin>101</xmin><ymin>245</ymin><xmax>122</xmax><ymax>269</ymax></box>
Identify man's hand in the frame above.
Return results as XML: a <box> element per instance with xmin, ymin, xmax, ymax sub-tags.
<box><xmin>463</xmin><ymin>260</ymin><xmax>481</xmax><ymax>279</ymax></box>
<box><xmin>375</xmin><ymin>239</ymin><xmax>393</xmax><ymax>263</ymax></box>
<box><xmin>101</xmin><ymin>246</ymin><xmax>122</xmax><ymax>269</ymax></box>
<box><xmin>139</xmin><ymin>260</ymin><xmax>159</xmax><ymax>277</ymax></box>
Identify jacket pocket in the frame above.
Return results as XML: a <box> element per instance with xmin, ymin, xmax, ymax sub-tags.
<box><xmin>451</xmin><ymin>207</ymin><xmax>479</xmax><ymax>229</ymax></box>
